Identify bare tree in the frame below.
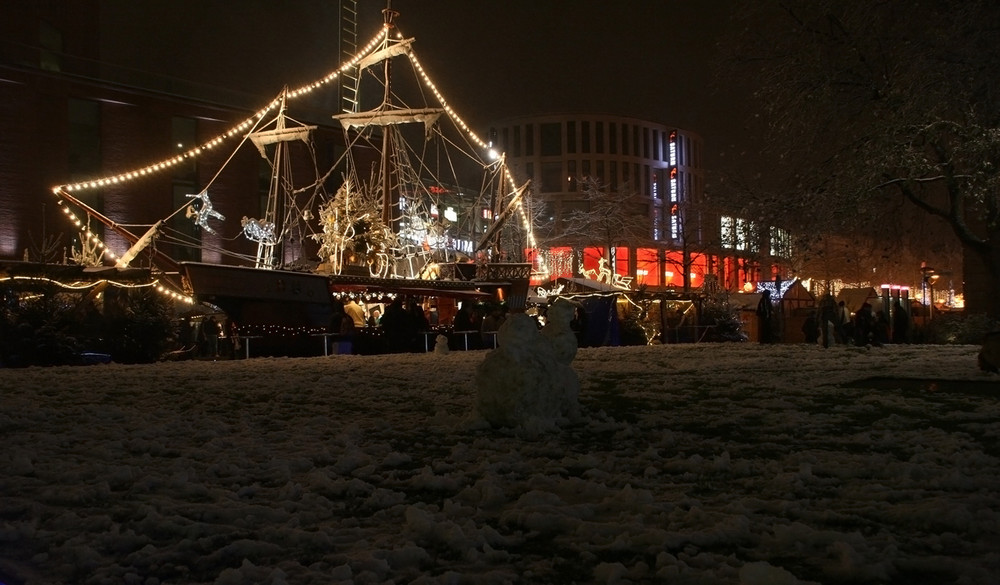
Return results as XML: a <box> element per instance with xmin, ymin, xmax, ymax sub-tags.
<box><xmin>559</xmin><ymin>178</ymin><xmax>651</xmax><ymax>273</ymax></box>
<box><xmin>722</xmin><ymin>0</ymin><xmax>999</xmax><ymax>314</ymax></box>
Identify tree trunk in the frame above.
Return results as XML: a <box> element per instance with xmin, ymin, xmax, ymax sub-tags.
<box><xmin>962</xmin><ymin>234</ymin><xmax>1000</xmax><ymax>317</ymax></box>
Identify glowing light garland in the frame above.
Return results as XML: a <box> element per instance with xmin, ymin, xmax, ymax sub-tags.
<box><xmin>52</xmin><ymin>26</ymin><xmax>390</xmax><ymax>196</ymax></box>
<box><xmin>405</xmin><ymin>37</ymin><xmax>540</xmax><ymax>256</ymax></box>
<box><xmin>48</xmin><ymin>23</ymin><xmax>543</xmax><ymax>283</ymax></box>
<box><xmin>44</xmin><ymin>26</ymin><xmax>390</xmax><ymax>294</ymax></box>
<box><xmin>59</xmin><ymin>201</ymin><xmax>118</xmax><ymax>263</ymax></box>
<box><xmin>1</xmin><ymin>275</ymin><xmax>194</xmax><ymax>304</ymax></box>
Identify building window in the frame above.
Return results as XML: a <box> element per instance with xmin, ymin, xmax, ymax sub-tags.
<box><xmin>566</xmin><ymin>121</ymin><xmax>576</xmax><ymax>154</ymax></box>
<box><xmin>525</xmin><ymin>124</ymin><xmax>534</xmax><ymax>156</ymax></box>
<box><xmin>622</xmin><ymin>124</ymin><xmax>630</xmax><ymax>156</ymax></box>
<box><xmin>770</xmin><ymin>226</ymin><xmax>791</xmax><ymax>258</ymax></box>
<box><xmin>39</xmin><ymin>21</ymin><xmax>63</xmax><ymax>72</ymax></box>
<box><xmin>513</xmin><ymin>126</ymin><xmax>521</xmax><ymax>157</ymax></box>
<box><xmin>637</xmin><ymin>248</ymin><xmax>660</xmax><ymax>286</ymax></box>
<box><xmin>567</xmin><ymin>160</ymin><xmax>577</xmax><ymax>192</ymax></box>
<box><xmin>595</xmin><ymin>122</ymin><xmax>604</xmax><ymax>154</ymax></box>
<box><xmin>609</xmin><ymin>123</ymin><xmax>618</xmax><ymax>155</ymax></box>
<box><xmin>722</xmin><ymin>216</ymin><xmax>757</xmax><ymax>252</ymax></box>
<box><xmin>172</xmin><ymin>117</ymin><xmax>198</xmax><ymax>182</ymax></box>
<box><xmin>540</xmin><ymin>162</ymin><xmax>563</xmax><ymax>193</ymax></box>
<box><xmin>614</xmin><ymin>246</ymin><xmax>629</xmax><ymax>278</ymax></box>
<box><xmin>643</xmin><ymin>127</ymin><xmax>651</xmax><ymax>159</ymax></box>
<box><xmin>67</xmin><ymin>98</ymin><xmax>103</xmax><ymax>243</ymax></box>
<box><xmin>721</xmin><ymin>216</ymin><xmax>735</xmax><ymax>249</ymax></box>
<box><xmin>581</xmin><ymin>121</ymin><xmax>591</xmax><ymax>153</ymax></box>
<box><xmin>540</xmin><ymin>122</ymin><xmax>561</xmax><ymax>156</ymax></box>
<box><xmin>652</xmin><ymin>129</ymin><xmax>660</xmax><ymax>161</ymax></box>
<box><xmin>68</xmin><ymin>99</ymin><xmax>101</xmax><ymax>182</ymax></box>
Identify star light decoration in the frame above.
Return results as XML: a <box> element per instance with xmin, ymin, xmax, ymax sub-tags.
<box><xmin>185</xmin><ymin>192</ymin><xmax>225</xmax><ymax>234</ymax></box>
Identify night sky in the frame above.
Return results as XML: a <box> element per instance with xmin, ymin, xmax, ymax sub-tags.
<box><xmin>100</xmin><ymin>0</ymin><xmax>747</xmax><ymax>170</ymax></box>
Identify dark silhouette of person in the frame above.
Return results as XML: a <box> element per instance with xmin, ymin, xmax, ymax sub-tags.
<box><xmin>854</xmin><ymin>302</ymin><xmax>875</xmax><ymax>346</ymax></box>
<box><xmin>756</xmin><ymin>289</ymin><xmax>774</xmax><ymax>343</ymax></box>
<box><xmin>837</xmin><ymin>300</ymin><xmax>852</xmax><ymax>344</ymax></box>
<box><xmin>202</xmin><ymin>315</ymin><xmax>220</xmax><ymax>358</ymax></box>
<box><xmin>380</xmin><ymin>297</ymin><xmax>410</xmax><ymax>353</ymax></box>
<box><xmin>818</xmin><ymin>293</ymin><xmax>838</xmax><ymax>348</ymax></box>
<box><xmin>570</xmin><ymin>305</ymin><xmax>589</xmax><ymax>348</ymax></box>
<box><xmin>407</xmin><ymin>299</ymin><xmax>430</xmax><ymax>352</ymax></box>
<box><xmin>453</xmin><ymin>302</ymin><xmax>483</xmax><ymax>349</ymax></box>
<box><xmin>892</xmin><ymin>300</ymin><xmax>910</xmax><ymax>343</ymax></box>
<box><xmin>802</xmin><ymin>313</ymin><xmax>819</xmax><ymax>344</ymax></box>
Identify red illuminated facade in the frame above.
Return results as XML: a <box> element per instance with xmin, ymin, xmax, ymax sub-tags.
<box><xmin>495</xmin><ymin>114</ymin><xmax>782</xmax><ymax>291</ymax></box>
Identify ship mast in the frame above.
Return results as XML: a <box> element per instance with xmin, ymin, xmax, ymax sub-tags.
<box><xmin>380</xmin><ymin>2</ymin><xmax>398</xmax><ymax>229</ymax></box>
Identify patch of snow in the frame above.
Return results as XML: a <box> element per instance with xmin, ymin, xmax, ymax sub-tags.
<box><xmin>0</xmin><ymin>342</ymin><xmax>997</xmax><ymax>584</ymax></box>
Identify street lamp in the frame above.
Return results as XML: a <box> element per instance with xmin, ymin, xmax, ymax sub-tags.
<box><xmin>920</xmin><ymin>262</ymin><xmax>940</xmax><ymax>319</ymax></box>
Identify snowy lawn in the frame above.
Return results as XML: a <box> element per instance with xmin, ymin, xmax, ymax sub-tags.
<box><xmin>1</xmin><ymin>343</ymin><xmax>998</xmax><ymax>585</ymax></box>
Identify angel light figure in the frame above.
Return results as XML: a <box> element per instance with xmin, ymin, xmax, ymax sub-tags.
<box><xmin>186</xmin><ymin>191</ymin><xmax>225</xmax><ymax>234</ymax></box>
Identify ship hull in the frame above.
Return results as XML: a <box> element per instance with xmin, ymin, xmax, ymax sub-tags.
<box><xmin>180</xmin><ymin>262</ymin><xmax>334</xmax><ymax>330</ymax></box>
<box><xmin>180</xmin><ymin>261</ymin><xmax>532</xmax><ymax>356</ymax></box>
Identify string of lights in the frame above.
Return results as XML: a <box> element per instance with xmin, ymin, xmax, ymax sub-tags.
<box><xmin>404</xmin><ymin>38</ymin><xmax>541</xmax><ymax>257</ymax></box>
<box><xmin>42</xmin><ymin>26</ymin><xmax>390</xmax><ymax>302</ymax></box>
<box><xmin>46</xmin><ymin>21</ymin><xmax>543</xmax><ymax>292</ymax></box>
<box><xmin>0</xmin><ymin>275</ymin><xmax>193</xmax><ymax>305</ymax></box>
<box><xmin>51</xmin><ymin>26</ymin><xmax>389</xmax><ymax>196</ymax></box>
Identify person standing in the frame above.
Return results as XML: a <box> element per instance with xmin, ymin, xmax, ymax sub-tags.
<box><xmin>344</xmin><ymin>298</ymin><xmax>366</xmax><ymax>329</ymax></box>
<box><xmin>756</xmin><ymin>289</ymin><xmax>774</xmax><ymax>343</ymax></box>
<box><xmin>202</xmin><ymin>315</ymin><xmax>220</xmax><ymax>358</ymax></box>
<box><xmin>802</xmin><ymin>313</ymin><xmax>819</xmax><ymax>344</ymax></box>
<box><xmin>854</xmin><ymin>302</ymin><xmax>875</xmax><ymax>346</ymax></box>
<box><xmin>892</xmin><ymin>300</ymin><xmax>910</xmax><ymax>343</ymax></box>
<box><xmin>836</xmin><ymin>301</ymin><xmax>852</xmax><ymax>344</ymax></box>
<box><xmin>818</xmin><ymin>293</ymin><xmax>838</xmax><ymax>348</ymax></box>
<box><xmin>480</xmin><ymin>304</ymin><xmax>506</xmax><ymax>347</ymax></box>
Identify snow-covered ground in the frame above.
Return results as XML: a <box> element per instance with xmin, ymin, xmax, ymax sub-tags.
<box><xmin>1</xmin><ymin>342</ymin><xmax>998</xmax><ymax>585</ymax></box>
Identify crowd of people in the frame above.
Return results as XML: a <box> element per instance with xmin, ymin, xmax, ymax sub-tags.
<box><xmin>754</xmin><ymin>286</ymin><xmax>913</xmax><ymax>348</ymax></box>
<box><xmin>805</xmin><ymin>294</ymin><xmax>911</xmax><ymax>347</ymax></box>
<box><xmin>328</xmin><ymin>296</ymin><xmax>510</xmax><ymax>353</ymax></box>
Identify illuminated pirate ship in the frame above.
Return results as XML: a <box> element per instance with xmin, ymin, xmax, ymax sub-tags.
<box><xmin>51</xmin><ymin>7</ymin><xmax>537</xmax><ymax>340</ymax></box>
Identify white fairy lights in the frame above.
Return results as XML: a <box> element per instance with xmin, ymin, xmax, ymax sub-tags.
<box><xmin>1</xmin><ymin>275</ymin><xmax>193</xmax><ymax>305</ymax></box>
<box><xmin>405</xmin><ymin>40</ymin><xmax>540</xmax><ymax>256</ymax></box>
<box><xmin>48</xmin><ymin>26</ymin><xmax>390</xmax><ymax>278</ymax></box>
<box><xmin>51</xmin><ymin>26</ymin><xmax>390</xmax><ymax>195</ymax></box>
<box><xmin>49</xmin><ymin>22</ymin><xmax>540</xmax><ymax>277</ymax></box>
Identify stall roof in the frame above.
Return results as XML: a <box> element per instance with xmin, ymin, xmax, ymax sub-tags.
<box><xmin>836</xmin><ymin>287</ymin><xmax>882</xmax><ymax>313</ymax></box>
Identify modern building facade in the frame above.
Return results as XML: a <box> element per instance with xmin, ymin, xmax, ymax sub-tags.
<box><xmin>495</xmin><ymin>113</ymin><xmax>783</xmax><ymax>292</ymax></box>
